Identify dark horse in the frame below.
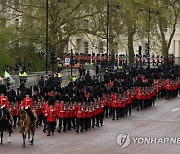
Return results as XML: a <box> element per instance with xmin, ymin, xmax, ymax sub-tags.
<box><xmin>0</xmin><ymin>107</ymin><xmax>12</xmax><ymax>144</ymax></box>
<box><xmin>19</xmin><ymin>109</ymin><xmax>37</xmax><ymax>148</ymax></box>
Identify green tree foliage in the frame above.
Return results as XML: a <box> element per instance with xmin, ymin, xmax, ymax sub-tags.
<box><xmin>0</xmin><ymin>0</ymin><xmax>179</xmax><ymax>72</ymax></box>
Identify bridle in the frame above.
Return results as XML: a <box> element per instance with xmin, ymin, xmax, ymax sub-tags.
<box><xmin>19</xmin><ymin>110</ymin><xmax>28</xmax><ymax>128</ymax></box>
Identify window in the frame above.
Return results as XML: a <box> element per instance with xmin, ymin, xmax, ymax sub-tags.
<box><xmin>85</xmin><ymin>19</ymin><xmax>89</xmax><ymax>30</ymax></box>
<box><xmin>84</xmin><ymin>42</ymin><xmax>88</xmax><ymax>54</ymax></box>
<box><xmin>99</xmin><ymin>41</ymin><xmax>103</xmax><ymax>54</ymax></box>
<box><xmin>15</xmin><ymin>18</ymin><xmax>19</xmax><ymax>28</ymax></box>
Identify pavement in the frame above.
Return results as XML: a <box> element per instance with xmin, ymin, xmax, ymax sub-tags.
<box><xmin>1</xmin><ymin>96</ymin><xmax>180</xmax><ymax>154</ymax></box>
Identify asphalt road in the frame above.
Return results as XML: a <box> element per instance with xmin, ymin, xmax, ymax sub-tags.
<box><xmin>1</xmin><ymin>96</ymin><xmax>180</xmax><ymax>154</ymax></box>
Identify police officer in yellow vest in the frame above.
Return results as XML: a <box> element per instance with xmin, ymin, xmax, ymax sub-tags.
<box><xmin>4</xmin><ymin>70</ymin><xmax>11</xmax><ymax>79</ymax></box>
<box><xmin>57</xmin><ymin>72</ymin><xmax>62</xmax><ymax>78</ymax></box>
<box><xmin>72</xmin><ymin>74</ymin><xmax>77</xmax><ymax>82</ymax></box>
<box><xmin>4</xmin><ymin>70</ymin><xmax>11</xmax><ymax>88</ymax></box>
<box><xmin>19</xmin><ymin>70</ymin><xmax>28</xmax><ymax>85</ymax></box>
<box><xmin>118</xmin><ymin>65</ymin><xmax>123</xmax><ymax>70</ymax></box>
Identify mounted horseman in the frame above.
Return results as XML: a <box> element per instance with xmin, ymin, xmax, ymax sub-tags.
<box><xmin>0</xmin><ymin>84</ymin><xmax>12</xmax><ymax>144</ymax></box>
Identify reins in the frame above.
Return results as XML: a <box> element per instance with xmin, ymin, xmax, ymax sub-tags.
<box><xmin>0</xmin><ymin>108</ymin><xmax>3</xmax><ymax>121</ymax></box>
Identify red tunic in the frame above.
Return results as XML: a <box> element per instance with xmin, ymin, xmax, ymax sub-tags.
<box><xmin>11</xmin><ymin>104</ymin><xmax>19</xmax><ymax>116</ymax></box>
<box><xmin>76</xmin><ymin>108</ymin><xmax>83</xmax><ymax>118</ymax></box>
<box><xmin>0</xmin><ymin>96</ymin><xmax>9</xmax><ymax>110</ymax></box>
<box><xmin>21</xmin><ymin>97</ymin><xmax>33</xmax><ymax>110</ymax></box>
<box><xmin>47</xmin><ymin>106</ymin><xmax>57</xmax><ymax>122</ymax></box>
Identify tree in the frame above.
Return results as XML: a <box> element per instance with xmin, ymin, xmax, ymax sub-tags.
<box><xmin>155</xmin><ymin>0</ymin><xmax>180</xmax><ymax>63</ymax></box>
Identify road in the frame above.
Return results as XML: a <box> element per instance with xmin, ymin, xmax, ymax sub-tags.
<box><xmin>1</xmin><ymin>97</ymin><xmax>180</xmax><ymax>154</ymax></box>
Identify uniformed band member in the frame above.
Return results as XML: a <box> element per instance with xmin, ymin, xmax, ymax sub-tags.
<box><xmin>46</xmin><ymin>97</ymin><xmax>56</xmax><ymax>136</ymax></box>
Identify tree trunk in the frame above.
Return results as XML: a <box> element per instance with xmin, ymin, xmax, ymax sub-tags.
<box><xmin>127</xmin><ymin>26</ymin><xmax>134</xmax><ymax>64</ymax></box>
<box><xmin>161</xmin><ymin>40</ymin><xmax>168</xmax><ymax>64</ymax></box>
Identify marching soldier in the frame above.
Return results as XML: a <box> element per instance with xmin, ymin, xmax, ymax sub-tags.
<box><xmin>46</xmin><ymin>97</ymin><xmax>57</xmax><ymax>136</ymax></box>
<box><xmin>11</xmin><ymin>100</ymin><xmax>19</xmax><ymax>129</ymax></box>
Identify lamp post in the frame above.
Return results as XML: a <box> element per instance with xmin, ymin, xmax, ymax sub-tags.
<box><xmin>70</xmin><ymin>49</ymin><xmax>73</xmax><ymax>77</ymax></box>
<box><xmin>45</xmin><ymin>0</ymin><xmax>49</xmax><ymax>75</ymax></box>
<box><xmin>106</xmin><ymin>0</ymin><xmax>110</xmax><ymax>65</ymax></box>
<box><xmin>147</xmin><ymin>9</ymin><xmax>151</xmax><ymax>66</ymax></box>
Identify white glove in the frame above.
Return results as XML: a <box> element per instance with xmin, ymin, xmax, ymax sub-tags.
<box><xmin>1</xmin><ymin>105</ymin><xmax>5</xmax><ymax>109</ymax></box>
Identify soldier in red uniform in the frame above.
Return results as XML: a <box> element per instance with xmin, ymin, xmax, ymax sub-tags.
<box><xmin>57</xmin><ymin>99</ymin><xmax>64</xmax><ymax>133</ymax></box>
<box><xmin>46</xmin><ymin>97</ymin><xmax>57</xmax><ymax>136</ymax></box>
<box><xmin>126</xmin><ymin>89</ymin><xmax>132</xmax><ymax>115</ymax></box>
<box><xmin>165</xmin><ymin>78</ymin><xmax>171</xmax><ymax>100</ymax></box>
<box><xmin>42</xmin><ymin>98</ymin><xmax>48</xmax><ymax>132</ymax></box>
<box><xmin>99</xmin><ymin>101</ymin><xmax>104</xmax><ymax>126</ymax></box>
<box><xmin>0</xmin><ymin>84</ymin><xmax>11</xmax><ymax>121</ymax></box>
<box><xmin>102</xmin><ymin>93</ymin><xmax>108</xmax><ymax>118</ymax></box>
<box><xmin>20</xmin><ymin>88</ymin><xmax>35</xmax><ymax>124</ymax></box>
<box><xmin>136</xmin><ymin>87</ymin><xmax>143</xmax><ymax>111</ymax></box>
<box><xmin>37</xmin><ymin>97</ymin><xmax>43</xmax><ymax>127</ymax></box>
<box><xmin>11</xmin><ymin>100</ymin><xmax>19</xmax><ymax>129</ymax></box>
<box><xmin>111</xmin><ymin>91</ymin><xmax>119</xmax><ymax>120</ymax></box>
<box><xmin>75</xmin><ymin>98</ymin><xmax>84</xmax><ymax>133</ymax></box>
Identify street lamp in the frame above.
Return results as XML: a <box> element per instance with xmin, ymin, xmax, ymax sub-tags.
<box><xmin>45</xmin><ymin>0</ymin><xmax>63</xmax><ymax>75</ymax></box>
<box><xmin>45</xmin><ymin>0</ymin><xmax>49</xmax><ymax>75</ymax></box>
<box><xmin>147</xmin><ymin>9</ymin><xmax>151</xmax><ymax>66</ymax></box>
<box><xmin>147</xmin><ymin>9</ymin><xmax>159</xmax><ymax>66</ymax></box>
<box><xmin>106</xmin><ymin>0</ymin><xmax>110</xmax><ymax>65</ymax></box>
<box><xmin>106</xmin><ymin>0</ymin><xmax>120</xmax><ymax>66</ymax></box>
<box><xmin>70</xmin><ymin>49</ymin><xmax>73</xmax><ymax>77</ymax></box>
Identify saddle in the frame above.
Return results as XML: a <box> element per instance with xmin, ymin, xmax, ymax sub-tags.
<box><xmin>24</xmin><ymin>108</ymin><xmax>36</xmax><ymax>125</ymax></box>
<box><xmin>0</xmin><ymin>106</ymin><xmax>12</xmax><ymax>124</ymax></box>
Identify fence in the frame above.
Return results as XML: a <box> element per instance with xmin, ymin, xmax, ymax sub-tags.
<box><xmin>174</xmin><ymin>57</ymin><xmax>180</xmax><ymax>65</ymax></box>
<box><xmin>2</xmin><ymin>67</ymin><xmax>96</xmax><ymax>90</ymax></box>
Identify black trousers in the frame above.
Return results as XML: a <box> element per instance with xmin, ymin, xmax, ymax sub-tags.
<box><xmin>104</xmin><ymin>106</ymin><xmax>108</xmax><ymax>117</ymax></box>
<box><xmin>58</xmin><ymin>117</ymin><xmax>62</xmax><ymax>131</ymax></box>
<box><xmin>37</xmin><ymin>113</ymin><xmax>43</xmax><ymax>126</ymax></box>
<box><xmin>47</xmin><ymin>121</ymin><xmax>56</xmax><ymax>135</ymax></box>
<box><xmin>13</xmin><ymin>115</ymin><xmax>18</xmax><ymax>128</ymax></box>
<box><xmin>96</xmin><ymin>115</ymin><xmax>100</xmax><ymax>126</ymax></box>
<box><xmin>112</xmin><ymin>107</ymin><xmax>119</xmax><ymax>119</ymax></box>
<box><xmin>91</xmin><ymin>116</ymin><xmax>95</xmax><ymax>128</ymax></box>
<box><xmin>76</xmin><ymin>118</ymin><xmax>84</xmax><ymax>132</ymax></box>
<box><xmin>99</xmin><ymin>112</ymin><xmax>103</xmax><ymax>125</ymax></box>
<box><xmin>126</xmin><ymin>104</ymin><xmax>132</xmax><ymax>115</ymax></box>
<box><xmin>43</xmin><ymin>116</ymin><xmax>47</xmax><ymax>131</ymax></box>
<box><xmin>166</xmin><ymin>90</ymin><xmax>170</xmax><ymax>100</ymax></box>
<box><xmin>137</xmin><ymin>99</ymin><xmax>143</xmax><ymax>111</ymax></box>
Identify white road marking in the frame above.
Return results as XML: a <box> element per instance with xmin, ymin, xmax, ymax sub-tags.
<box><xmin>172</xmin><ymin>108</ymin><xmax>180</xmax><ymax>112</ymax></box>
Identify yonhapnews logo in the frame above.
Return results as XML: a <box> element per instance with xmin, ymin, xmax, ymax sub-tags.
<box><xmin>116</xmin><ymin>134</ymin><xmax>130</xmax><ymax>148</ymax></box>
<box><xmin>116</xmin><ymin>134</ymin><xmax>180</xmax><ymax>148</ymax></box>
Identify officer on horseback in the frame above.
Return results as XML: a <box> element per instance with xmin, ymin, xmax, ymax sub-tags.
<box><xmin>0</xmin><ymin>84</ymin><xmax>12</xmax><ymax>122</ymax></box>
<box><xmin>20</xmin><ymin>88</ymin><xmax>36</xmax><ymax>125</ymax></box>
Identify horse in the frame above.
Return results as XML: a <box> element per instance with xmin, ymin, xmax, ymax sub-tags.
<box><xmin>18</xmin><ymin>109</ymin><xmax>37</xmax><ymax>148</ymax></box>
<box><xmin>0</xmin><ymin>107</ymin><xmax>12</xmax><ymax>144</ymax></box>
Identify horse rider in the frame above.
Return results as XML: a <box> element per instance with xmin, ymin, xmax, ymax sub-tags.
<box><xmin>0</xmin><ymin>84</ymin><xmax>12</xmax><ymax>122</ymax></box>
<box><xmin>20</xmin><ymin>88</ymin><xmax>36</xmax><ymax>125</ymax></box>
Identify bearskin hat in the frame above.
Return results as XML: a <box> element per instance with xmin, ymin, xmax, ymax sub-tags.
<box><xmin>0</xmin><ymin>84</ymin><xmax>7</xmax><ymax>95</ymax></box>
<box><xmin>48</xmin><ymin>97</ymin><xmax>55</xmax><ymax>106</ymax></box>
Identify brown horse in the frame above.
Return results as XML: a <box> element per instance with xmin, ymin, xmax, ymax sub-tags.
<box><xmin>18</xmin><ymin>109</ymin><xmax>37</xmax><ymax>148</ymax></box>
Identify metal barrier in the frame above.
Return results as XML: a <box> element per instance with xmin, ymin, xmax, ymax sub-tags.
<box><xmin>5</xmin><ymin>67</ymin><xmax>96</xmax><ymax>89</ymax></box>
<box><xmin>175</xmin><ymin>57</ymin><xmax>180</xmax><ymax>65</ymax></box>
